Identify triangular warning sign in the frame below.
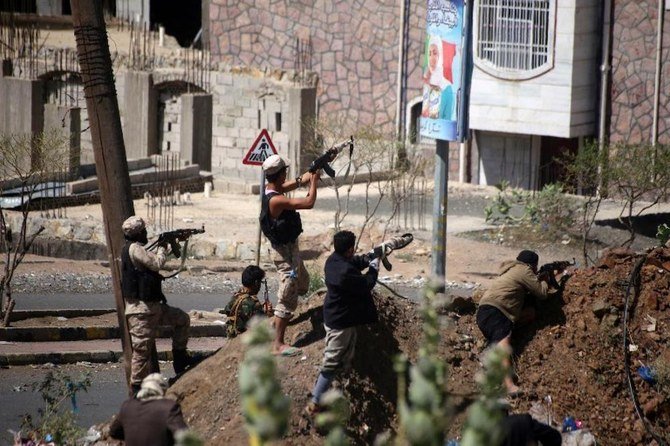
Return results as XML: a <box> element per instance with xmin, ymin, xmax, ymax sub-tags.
<box><xmin>243</xmin><ymin>129</ymin><xmax>278</xmax><ymax>166</ymax></box>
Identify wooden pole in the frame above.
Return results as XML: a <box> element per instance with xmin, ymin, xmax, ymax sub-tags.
<box><xmin>70</xmin><ymin>0</ymin><xmax>135</xmax><ymax>391</ymax></box>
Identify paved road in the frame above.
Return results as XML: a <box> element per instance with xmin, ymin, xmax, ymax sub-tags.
<box><xmin>0</xmin><ymin>363</ymin><xmax>127</xmax><ymax>438</ymax></box>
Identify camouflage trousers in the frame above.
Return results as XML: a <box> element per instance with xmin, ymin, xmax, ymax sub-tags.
<box><xmin>125</xmin><ymin>299</ymin><xmax>190</xmax><ymax>386</ymax></box>
<box><xmin>271</xmin><ymin>240</ymin><xmax>310</xmax><ymax>319</ymax></box>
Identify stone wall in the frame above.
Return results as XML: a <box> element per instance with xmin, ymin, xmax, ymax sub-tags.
<box><xmin>609</xmin><ymin>0</ymin><xmax>670</xmax><ymax>145</ymax></box>
<box><xmin>5</xmin><ymin>212</ymin><xmax>271</xmax><ymax>262</ymax></box>
<box><xmin>207</xmin><ymin>0</ymin><xmax>426</xmax><ymax>131</ymax></box>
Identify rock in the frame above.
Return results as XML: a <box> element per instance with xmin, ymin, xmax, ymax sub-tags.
<box><xmin>441</xmin><ymin>294</ymin><xmax>476</xmax><ymax>314</ymax></box>
<box><xmin>73</xmin><ymin>224</ymin><xmax>94</xmax><ymax>241</ymax></box>
<box><xmin>190</xmin><ymin>240</ymin><xmax>216</xmax><ymax>259</ymax></box>
<box><xmin>215</xmin><ymin>240</ymin><xmax>238</xmax><ymax>259</ymax></box>
<box><xmin>592</xmin><ymin>300</ymin><xmax>609</xmax><ymax>318</ymax></box>
<box><xmin>642</xmin><ymin>397</ymin><xmax>661</xmax><ymax>416</ymax></box>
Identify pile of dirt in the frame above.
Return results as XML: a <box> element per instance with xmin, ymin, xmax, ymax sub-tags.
<box><xmin>167</xmin><ymin>291</ymin><xmax>461</xmax><ymax>445</ymax></box>
<box><xmin>492</xmin><ymin>247</ymin><xmax>669</xmax><ymax>444</ymax></box>
<box><xmin>149</xmin><ymin>247</ymin><xmax>669</xmax><ymax>445</ymax></box>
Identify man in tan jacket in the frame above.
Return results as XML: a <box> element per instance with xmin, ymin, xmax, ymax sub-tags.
<box><xmin>476</xmin><ymin>250</ymin><xmax>553</xmax><ymax>395</ymax></box>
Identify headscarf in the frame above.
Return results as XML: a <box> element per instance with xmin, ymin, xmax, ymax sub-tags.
<box><xmin>427</xmin><ymin>35</ymin><xmax>451</xmax><ymax>90</ymax></box>
<box><xmin>137</xmin><ymin>373</ymin><xmax>169</xmax><ymax>401</ymax></box>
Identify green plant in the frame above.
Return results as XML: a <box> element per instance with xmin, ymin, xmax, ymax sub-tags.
<box><xmin>238</xmin><ymin>317</ymin><xmax>290</xmax><ymax>446</ymax></box>
<box><xmin>657</xmin><ymin>223</ymin><xmax>670</xmax><ymax>246</ymax></box>
<box><xmin>653</xmin><ymin>357</ymin><xmax>670</xmax><ymax>397</ymax></box>
<box><xmin>609</xmin><ymin>143</ymin><xmax>670</xmax><ymax>247</ymax></box>
<box><xmin>19</xmin><ymin>370</ymin><xmax>91</xmax><ymax>445</ymax></box>
<box><xmin>307</xmin><ymin>264</ymin><xmax>325</xmax><ymax>295</ymax></box>
<box><xmin>559</xmin><ymin>140</ymin><xmax>606</xmax><ymax>266</ymax></box>
<box><xmin>175</xmin><ymin>429</ymin><xmax>205</xmax><ymax>446</ymax></box>
<box><xmin>460</xmin><ymin>346</ymin><xmax>508</xmax><ymax>446</ymax></box>
<box><xmin>315</xmin><ymin>389</ymin><xmax>351</xmax><ymax>446</ymax></box>
<box><xmin>394</xmin><ymin>280</ymin><xmax>450</xmax><ymax>446</ymax></box>
<box><xmin>484</xmin><ymin>180</ymin><xmax>578</xmax><ymax>236</ymax></box>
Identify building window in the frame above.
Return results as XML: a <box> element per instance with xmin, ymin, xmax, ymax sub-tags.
<box><xmin>474</xmin><ymin>0</ymin><xmax>555</xmax><ymax>80</ymax></box>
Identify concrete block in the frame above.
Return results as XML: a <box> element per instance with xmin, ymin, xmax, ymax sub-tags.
<box><xmin>216</xmin><ymin>239</ymin><xmax>238</xmax><ymax>259</ymax></box>
<box><xmin>236</xmin><ymin>243</ymin><xmax>257</xmax><ymax>261</ymax></box>
<box><xmin>56</xmin><ymin>222</ymin><xmax>74</xmax><ymax>239</ymax></box>
<box><xmin>190</xmin><ymin>239</ymin><xmax>216</xmax><ymax>258</ymax></box>
<box><xmin>73</xmin><ymin>224</ymin><xmax>94</xmax><ymax>241</ymax></box>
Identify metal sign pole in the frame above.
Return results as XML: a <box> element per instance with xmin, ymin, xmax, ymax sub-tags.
<box><xmin>431</xmin><ymin>140</ymin><xmax>448</xmax><ymax>283</ymax></box>
<box><xmin>256</xmin><ymin>168</ymin><xmax>264</xmax><ymax>266</ymax></box>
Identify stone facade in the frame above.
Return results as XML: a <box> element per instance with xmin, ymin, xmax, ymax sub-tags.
<box><xmin>609</xmin><ymin>0</ymin><xmax>670</xmax><ymax>145</ymax></box>
<box><xmin>206</xmin><ymin>0</ymin><xmax>426</xmax><ymax>131</ymax></box>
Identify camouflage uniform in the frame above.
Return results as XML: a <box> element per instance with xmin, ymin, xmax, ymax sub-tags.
<box><xmin>272</xmin><ymin>240</ymin><xmax>310</xmax><ymax>319</ymax></box>
<box><xmin>124</xmin><ymin>242</ymin><xmax>190</xmax><ymax>386</ymax></box>
<box><xmin>223</xmin><ymin>290</ymin><xmax>266</xmax><ymax>337</ymax></box>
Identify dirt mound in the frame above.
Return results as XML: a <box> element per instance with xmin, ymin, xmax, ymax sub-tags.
<box><xmin>502</xmin><ymin>247</ymin><xmax>670</xmax><ymax>445</ymax></box>
<box><xmin>167</xmin><ymin>291</ymin><xmax>461</xmax><ymax>445</ymax></box>
<box><xmin>163</xmin><ymin>247</ymin><xmax>670</xmax><ymax>445</ymax></box>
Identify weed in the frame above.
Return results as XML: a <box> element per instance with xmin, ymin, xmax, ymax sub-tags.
<box><xmin>17</xmin><ymin>370</ymin><xmax>91</xmax><ymax>445</ymax></box>
<box><xmin>307</xmin><ymin>264</ymin><xmax>325</xmax><ymax>295</ymax></box>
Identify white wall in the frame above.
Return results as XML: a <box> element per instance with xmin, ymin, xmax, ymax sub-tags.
<box><xmin>469</xmin><ymin>0</ymin><xmax>600</xmax><ymax>138</ymax></box>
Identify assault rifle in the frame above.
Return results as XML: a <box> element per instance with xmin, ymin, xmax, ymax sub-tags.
<box><xmin>308</xmin><ymin>136</ymin><xmax>354</xmax><ymax>178</ymax></box>
<box><xmin>365</xmin><ymin>233</ymin><xmax>414</xmax><ymax>271</ymax></box>
<box><xmin>147</xmin><ymin>226</ymin><xmax>205</xmax><ymax>259</ymax></box>
<box><xmin>538</xmin><ymin>258</ymin><xmax>576</xmax><ymax>289</ymax></box>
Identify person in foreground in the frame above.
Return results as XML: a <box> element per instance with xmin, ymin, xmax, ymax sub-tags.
<box><xmin>109</xmin><ymin>373</ymin><xmax>187</xmax><ymax>446</ymax></box>
<box><xmin>305</xmin><ymin>230</ymin><xmax>380</xmax><ymax>417</ymax></box>
<box><xmin>476</xmin><ymin>250</ymin><xmax>555</xmax><ymax>395</ymax></box>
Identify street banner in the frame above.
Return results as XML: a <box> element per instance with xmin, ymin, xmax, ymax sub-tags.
<box><xmin>420</xmin><ymin>0</ymin><xmax>466</xmax><ymax>141</ymax></box>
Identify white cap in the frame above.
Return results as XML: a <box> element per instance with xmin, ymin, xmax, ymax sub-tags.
<box><xmin>262</xmin><ymin>154</ymin><xmax>287</xmax><ymax>176</ymax></box>
<box><xmin>122</xmin><ymin>216</ymin><xmax>146</xmax><ymax>236</ymax></box>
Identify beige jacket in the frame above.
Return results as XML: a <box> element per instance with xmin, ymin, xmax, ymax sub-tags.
<box><xmin>478</xmin><ymin>260</ymin><xmax>548</xmax><ymax>323</ymax></box>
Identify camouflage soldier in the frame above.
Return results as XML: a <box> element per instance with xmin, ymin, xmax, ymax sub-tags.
<box><xmin>121</xmin><ymin>216</ymin><xmax>193</xmax><ymax>394</ymax></box>
<box><xmin>259</xmin><ymin>154</ymin><xmax>321</xmax><ymax>356</ymax></box>
<box><xmin>223</xmin><ymin>265</ymin><xmax>272</xmax><ymax>337</ymax></box>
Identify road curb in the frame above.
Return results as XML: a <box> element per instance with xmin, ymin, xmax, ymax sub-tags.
<box><xmin>0</xmin><ymin>347</ymin><xmax>219</xmax><ymax>367</ymax></box>
<box><xmin>9</xmin><ymin>309</ymin><xmax>116</xmax><ymax>322</ymax></box>
<box><xmin>0</xmin><ymin>324</ymin><xmax>227</xmax><ymax>342</ymax></box>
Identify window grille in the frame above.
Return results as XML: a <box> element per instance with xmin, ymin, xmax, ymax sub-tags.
<box><xmin>474</xmin><ymin>0</ymin><xmax>555</xmax><ymax>80</ymax></box>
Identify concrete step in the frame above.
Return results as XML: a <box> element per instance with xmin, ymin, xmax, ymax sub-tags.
<box><xmin>0</xmin><ymin>337</ymin><xmax>228</xmax><ymax>366</ymax></box>
<box><xmin>0</xmin><ymin>323</ymin><xmax>228</xmax><ymax>342</ymax></box>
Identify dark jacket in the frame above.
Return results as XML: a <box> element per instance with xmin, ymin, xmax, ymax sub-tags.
<box><xmin>323</xmin><ymin>252</ymin><xmax>378</xmax><ymax>330</ymax></box>
<box><xmin>109</xmin><ymin>397</ymin><xmax>187</xmax><ymax>446</ymax></box>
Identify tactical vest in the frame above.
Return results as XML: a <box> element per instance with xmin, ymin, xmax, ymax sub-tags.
<box><xmin>121</xmin><ymin>242</ymin><xmax>166</xmax><ymax>302</ymax></box>
<box><xmin>259</xmin><ymin>190</ymin><xmax>303</xmax><ymax>245</ymax></box>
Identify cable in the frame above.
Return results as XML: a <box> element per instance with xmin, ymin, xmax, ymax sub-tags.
<box><xmin>622</xmin><ymin>254</ymin><xmax>668</xmax><ymax>446</ymax></box>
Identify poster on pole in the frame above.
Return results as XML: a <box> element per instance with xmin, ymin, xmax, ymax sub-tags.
<box><xmin>419</xmin><ymin>0</ymin><xmax>466</xmax><ymax>142</ymax></box>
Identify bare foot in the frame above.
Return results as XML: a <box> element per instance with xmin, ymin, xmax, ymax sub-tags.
<box><xmin>272</xmin><ymin>344</ymin><xmax>301</xmax><ymax>357</ymax></box>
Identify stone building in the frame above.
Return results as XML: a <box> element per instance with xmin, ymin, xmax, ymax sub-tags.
<box><xmin>204</xmin><ymin>0</ymin><xmax>670</xmax><ymax>190</ymax></box>
<box><xmin>2</xmin><ymin>0</ymin><xmax>670</xmax><ymax>191</ymax></box>
<box><xmin>609</xmin><ymin>0</ymin><xmax>670</xmax><ymax>146</ymax></box>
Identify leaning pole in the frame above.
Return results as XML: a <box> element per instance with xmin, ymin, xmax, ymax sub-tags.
<box><xmin>70</xmin><ymin>1</ymin><xmax>135</xmax><ymax>391</ymax></box>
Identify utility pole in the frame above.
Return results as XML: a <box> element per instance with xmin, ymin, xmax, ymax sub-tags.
<box><xmin>70</xmin><ymin>0</ymin><xmax>135</xmax><ymax>390</ymax></box>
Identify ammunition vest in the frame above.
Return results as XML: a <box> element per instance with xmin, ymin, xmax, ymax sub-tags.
<box><xmin>259</xmin><ymin>190</ymin><xmax>303</xmax><ymax>245</ymax></box>
<box><xmin>121</xmin><ymin>242</ymin><xmax>166</xmax><ymax>302</ymax></box>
